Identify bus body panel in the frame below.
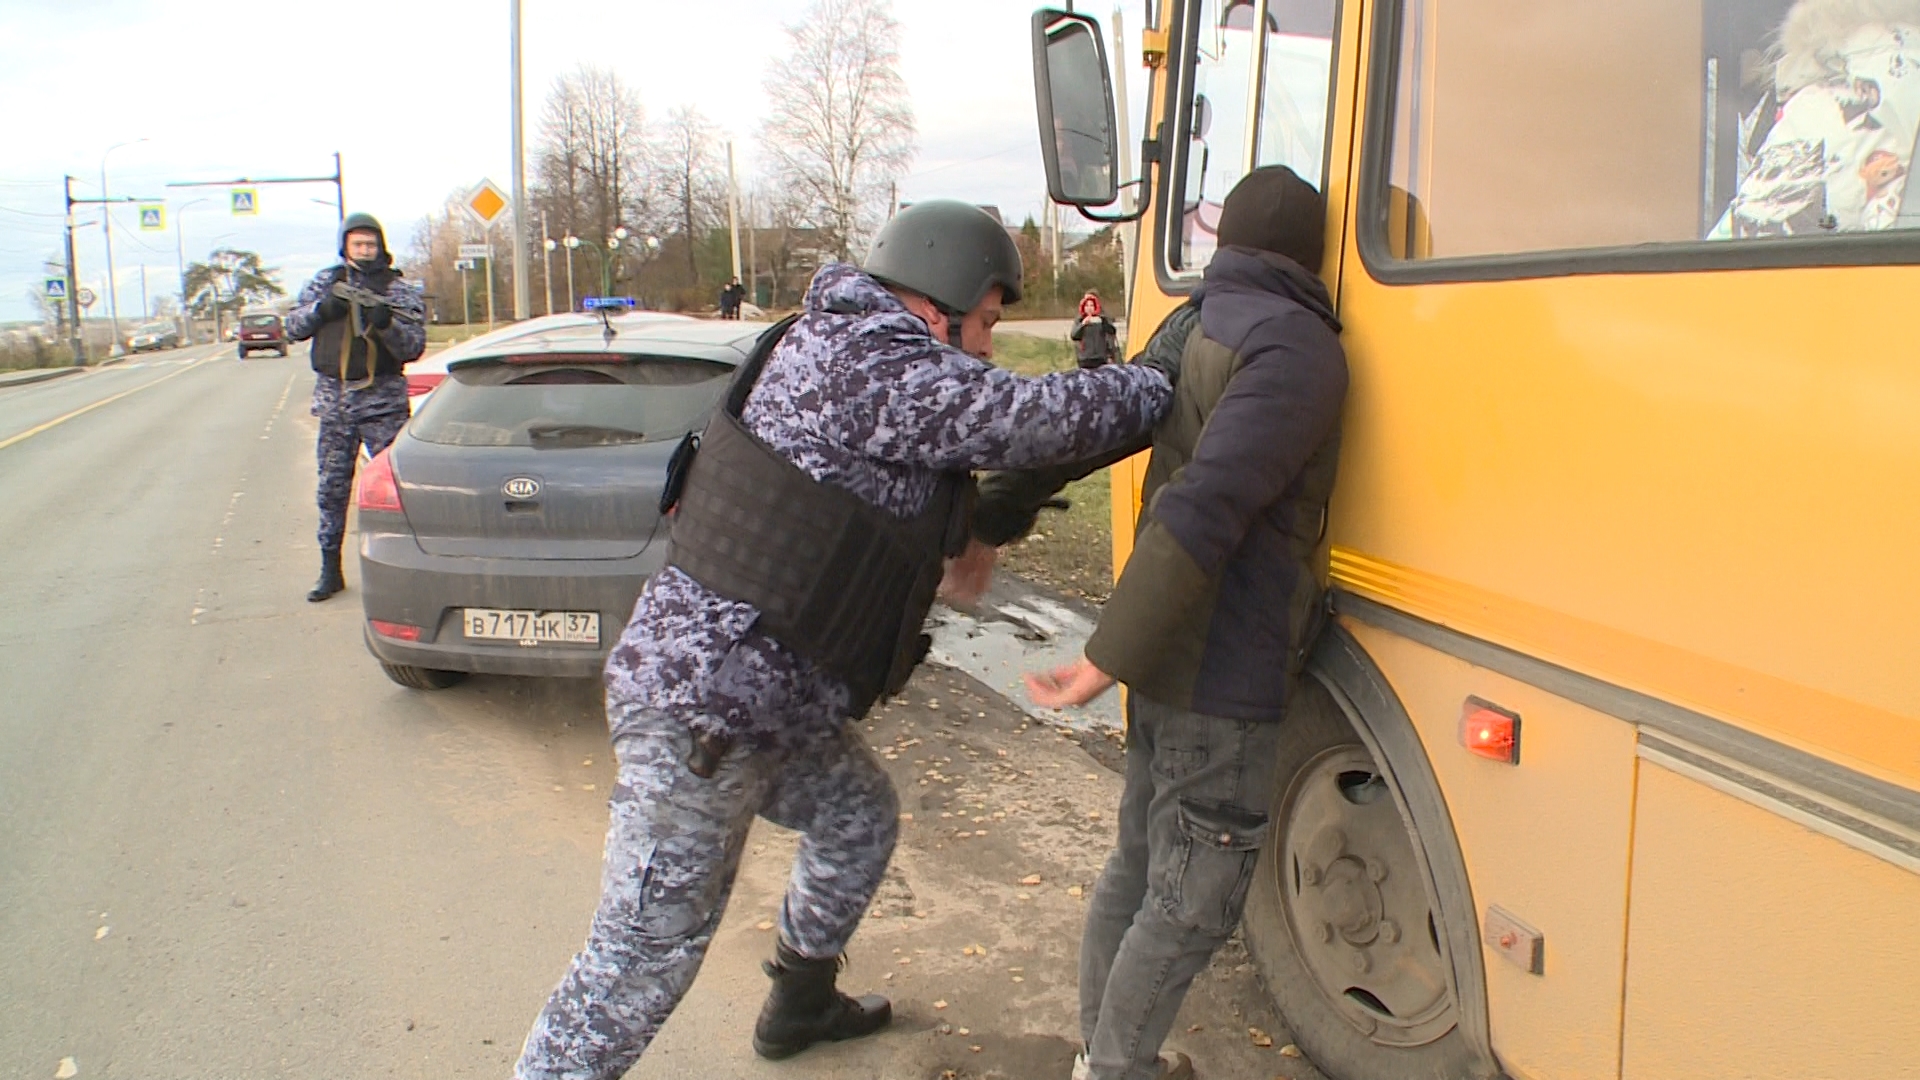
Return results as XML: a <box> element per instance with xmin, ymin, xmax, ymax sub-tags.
<box><xmin>1349</xmin><ymin>621</ymin><xmax>1634</xmax><ymax>1080</ymax></box>
<box><xmin>1329</xmin><ymin>260</ymin><xmax>1920</xmax><ymax>787</ymax></box>
<box><xmin>1621</xmin><ymin>762</ymin><xmax>1920</xmax><ymax>1079</ymax></box>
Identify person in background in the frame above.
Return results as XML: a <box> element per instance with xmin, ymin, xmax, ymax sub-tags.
<box><xmin>1071</xmin><ymin>291</ymin><xmax>1118</xmax><ymax>368</ymax></box>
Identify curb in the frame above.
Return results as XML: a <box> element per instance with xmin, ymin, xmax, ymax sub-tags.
<box><xmin>0</xmin><ymin>366</ymin><xmax>85</xmax><ymax>389</ymax></box>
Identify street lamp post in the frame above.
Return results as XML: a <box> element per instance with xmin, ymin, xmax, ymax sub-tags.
<box><xmin>173</xmin><ymin>197</ymin><xmax>211</xmax><ymax>342</ymax></box>
<box><xmin>561</xmin><ymin>235</ymin><xmax>578</xmax><ymax>312</ymax></box>
<box><xmin>100</xmin><ymin>137</ymin><xmax>150</xmax><ymax>354</ymax></box>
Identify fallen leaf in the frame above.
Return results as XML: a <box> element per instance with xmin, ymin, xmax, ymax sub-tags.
<box><xmin>1086</xmin><ymin>811</ymin><xmax>1101</xmax><ymax>820</ymax></box>
<box><xmin>1084</xmin><ymin>773</ymin><xmax>1097</xmax><ymax>780</ymax></box>
<box><xmin>552</xmin><ymin>785</ymin><xmax>563</xmax><ymax>792</ymax></box>
<box><xmin>581</xmin><ymin>784</ymin><xmax>596</xmax><ymax>791</ymax></box>
<box><xmin>1249</xmin><ymin>1027</ymin><xmax>1274</xmax><ymax>1048</ymax></box>
<box><xmin>1011</xmin><ymin>975</ymin><xmax>1024</xmax><ymax>982</ymax></box>
<box><xmin>1016</xmin><ymin>892</ymin><xmax>1032</xmax><ymax>900</ymax></box>
<box><xmin>959</xmin><ymin>1027</ymin><xmax>972</xmax><ymax>1035</ymax></box>
<box><xmin>970</xmin><ymin>1045</ymin><xmax>982</xmax><ymax>1053</ymax></box>
<box><xmin>1067</xmin><ymin>885</ymin><xmax>1084</xmax><ymax>898</ymax></box>
<box><xmin>755</xmin><ymin>921</ymin><xmax>774</xmax><ymax>931</ymax></box>
<box><xmin>1020</xmin><ymin>874</ymin><xmax>1043</xmax><ymax>886</ymax></box>
<box><xmin>55</xmin><ymin>1059</ymin><xmax>78</xmax><ymax>1079</ymax></box>
<box><xmin>93</xmin><ymin>927</ymin><xmax>109</xmax><ymax>941</ymax></box>
<box><xmin>933</xmin><ymin>1000</ymin><xmax>949</xmax><ymax>1010</ymax></box>
<box><xmin>899</xmin><ymin>813</ymin><xmax>914</xmax><ymax>822</ymax></box>
<box><xmin>1188</xmin><ymin>1024</ymin><xmax>1204</xmax><ymax>1033</ymax></box>
<box><xmin>936</xmin><ymin>1022</ymin><xmax>952</xmax><ymax>1035</ymax></box>
<box><xmin>898</xmin><ymin>957</ymin><xmax>912</xmax><ymax>965</ymax></box>
<box><xmin>582</xmin><ymin>759</ymin><xmax>593</xmax><ymax>767</ymax></box>
<box><xmin>1280</xmin><ymin>1044</ymin><xmax>1303</xmax><ymax>1058</ymax></box>
<box><xmin>913</xmin><ymin>910</ymin><xmax>929</xmax><ymax>919</ymax></box>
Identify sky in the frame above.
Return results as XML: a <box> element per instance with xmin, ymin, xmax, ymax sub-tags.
<box><xmin>0</xmin><ymin>0</ymin><xmax>1152</xmax><ymax>325</ymax></box>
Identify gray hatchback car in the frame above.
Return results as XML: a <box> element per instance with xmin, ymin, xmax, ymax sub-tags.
<box><xmin>356</xmin><ymin>316</ymin><xmax>767</xmax><ymax>689</ymax></box>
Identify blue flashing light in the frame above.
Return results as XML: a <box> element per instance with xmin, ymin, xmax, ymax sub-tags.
<box><xmin>582</xmin><ymin>296</ymin><xmax>638</xmax><ymax>311</ymax></box>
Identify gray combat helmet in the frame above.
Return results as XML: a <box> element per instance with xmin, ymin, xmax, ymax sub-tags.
<box><xmin>863</xmin><ymin>201</ymin><xmax>1023</xmax><ymax>314</ymax></box>
<box><xmin>337</xmin><ymin>211</ymin><xmax>389</xmax><ymax>260</ymax></box>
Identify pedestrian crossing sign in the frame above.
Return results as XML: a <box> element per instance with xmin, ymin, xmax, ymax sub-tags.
<box><xmin>139</xmin><ymin>204</ymin><xmax>165</xmax><ymax>231</ymax></box>
<box><xmin>44</xmin><ymin>278</ymin><xmax>67</xmax><ymax>300</ymax></box>
<box><xmin>231</xmin><ymin>188</ymin><xmax>258</xmax><ymax>216</ymax></box>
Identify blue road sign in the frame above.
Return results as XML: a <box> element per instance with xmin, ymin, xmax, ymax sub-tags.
<box><xmin>582</xmin><ymin>296</ymin><xmax>637</xmax><ymax>310</ymax></box>
<box><xmin>44</xmin><ymin>278</ymin><xmax>67</xmax><ymax>300</ymax></box>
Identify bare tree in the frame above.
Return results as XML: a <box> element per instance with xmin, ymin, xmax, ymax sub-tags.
<box><xmin>654</xmin><ymin>105</ymin><xmax>730</xmax><ymax>283</ymax></box>
<box><xmin>532</xmin><ymin>65</ymin><xmax>652</xmax><ymax>292</ymax></box>
<box><xmin>759</xmin><ymin>0</ymin><xmax>917</xmax><ymax>260</ymax></box>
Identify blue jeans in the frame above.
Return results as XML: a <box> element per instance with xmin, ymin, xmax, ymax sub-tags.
<box><xmin>1080</xmin><ymin>696</ymin><xmax>1283</xmax><ymax>1080</ymax></box>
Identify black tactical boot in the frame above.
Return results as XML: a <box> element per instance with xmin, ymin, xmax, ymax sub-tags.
<box><xmin>751</xmin><ymin>941</ymin><xmax>891</xmax><ymax>1060</ymax></box>
<box><xmin>306</xmin><ymin>548</ymin><xmax>346</xmax><ymax>603</ymax></box>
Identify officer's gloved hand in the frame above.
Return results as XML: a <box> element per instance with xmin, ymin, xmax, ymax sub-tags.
<box><xmin>363</xmin><ymin>300</ymin><xmax>393</xmax><ymax>330</ymax></box>
<box><xmin>315</xmin><ymin>294</ymin><xmax>350</xmax><ymax>322</ymax></box>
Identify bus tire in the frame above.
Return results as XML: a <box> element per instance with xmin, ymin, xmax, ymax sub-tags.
<box><xmin>1240</xmin><ymin>628</ymin><xmax>1497</xmax><ymax>1080</ymax></box>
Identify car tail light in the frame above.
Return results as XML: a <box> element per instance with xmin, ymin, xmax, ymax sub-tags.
<box><xmin>1459</xmin><ymin>698</ymin><xmax>1521</xmax><ymax>765</ymax></box>
<box><xmin>358</xmin><ymin>448</ymin><xmax>405</xmax><ymax>513</ymax></box>
<box><xmin>369</xmin><ymin>619</ymin><xmax>421</xmax><ymax>641</ymax></box>
<box><xmin>406</xmin><ymin>372</ymin><xmax>445</xmax><ymax>397</ymax></box>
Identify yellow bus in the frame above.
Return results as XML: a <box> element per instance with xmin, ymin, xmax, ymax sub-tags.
<box><xmin>1031</xmin><ymin>2</ymin><xmax>1920</xmax><ymax>1077</ymax></box>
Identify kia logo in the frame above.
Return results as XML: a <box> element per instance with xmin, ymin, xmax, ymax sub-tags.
<box><xmin>502</xmin><ymin>477</ymin><xmax>541</xmax><ymax>499</ymax></box>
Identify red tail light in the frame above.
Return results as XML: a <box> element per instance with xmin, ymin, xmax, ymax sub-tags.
<box><xmin>357</xmin><ymin>448</ymin><xmax>404</xmax><ymax>513</ymax></box>
<box><xmin>1460</xmin><ymin>698</ymin><xmax>1521</xmax><ymax>765</ymax></box>
<box><xmin>406</xmin><ymin>372</ymin><xmax>445</xmax><ymax>397</ymax></box>
<box><xmin>369</xmin><ymin>619</ymin><xmax>421</xmax><ymax>641</ymax></box>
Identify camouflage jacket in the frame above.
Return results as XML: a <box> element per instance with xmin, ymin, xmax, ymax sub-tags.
<box><xmin>603</xmin><ymin>263</ymin><xmax>1173</xmax><ymax>749</ymax></box>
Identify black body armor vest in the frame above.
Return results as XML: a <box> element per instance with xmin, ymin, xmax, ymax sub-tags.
<box><xmin>664</xmin><ymin>319</ymin><xmax>975</xmax><ymax>717</ymax></box>
<box><xmin>309</xmin><ymin>266</ymin><xmax>405</xmax><ymax>384</ymax></box>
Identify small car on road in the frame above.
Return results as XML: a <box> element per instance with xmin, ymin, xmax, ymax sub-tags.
<box><xmin>126</xmin><ymin>321</ymin><xmax>181</xmax><ymax>353</ymax></box>
<box><xmin>356</xmin><ymin>316</ymin><xmax>763</xmax><ymax>689</ymax></box>
<box><xmin>236</xmin><ymin>313</ymin><xmax>288</xmax><ymax>358</ymax></box>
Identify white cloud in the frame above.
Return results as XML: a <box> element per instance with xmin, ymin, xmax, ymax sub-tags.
<box><xmin>0</xmin><ymin>0</ymin><xmax>1151</xmax><ymax>321</ymax></box>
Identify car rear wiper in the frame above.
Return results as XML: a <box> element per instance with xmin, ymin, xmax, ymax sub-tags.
<box><xmin>526</xmin><ymin>424</ymin><xmax>647</xmax><ymax>446</ymax></box>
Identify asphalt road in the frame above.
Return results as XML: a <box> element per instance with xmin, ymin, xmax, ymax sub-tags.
<box><xmin>0</xmin><ymin>343</ymin><xmax>1298</xmax><ymax>1080</ymax></box>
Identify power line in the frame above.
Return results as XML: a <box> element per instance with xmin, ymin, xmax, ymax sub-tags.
<box><xmin>0</xmin><ymin>204</ymin><xmax>69</xmax><ymax>219</ymax></box>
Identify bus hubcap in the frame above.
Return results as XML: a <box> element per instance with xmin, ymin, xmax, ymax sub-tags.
<box><xmin>1279</xmin><ymin>746</ymin><xmax>1458</xmax><ymax>1047</ymax></box>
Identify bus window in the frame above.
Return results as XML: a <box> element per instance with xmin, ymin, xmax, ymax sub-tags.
<box><xmin>1166</xmin><ymin>0</ymin><xmax>1339</xmax><ymax>274</ymax></box>
<box><xmin>1378</xmin><ymin>0</ymin><xmax>1920</xmax><ymax>262</ymax></box>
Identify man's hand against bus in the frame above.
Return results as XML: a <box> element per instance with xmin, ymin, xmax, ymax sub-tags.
<box><xmin>938</xmin><ymin>539</ymin><xmax>998</xmax><ymax>611</ymax></box>
<box><xmin>1025</xmin><ymin>655</ymin><xmax>1117</xmax><ymax>709</ymax></box>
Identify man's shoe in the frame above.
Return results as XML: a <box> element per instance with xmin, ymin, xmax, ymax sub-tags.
<box><xmin>1071</xmin><ymin>1050</ymin><xmax>1194</xmax><ymax>1079</ymax></box>
<box><xmin>306</xmin><ymin>549</ymin><xmax>346</xmax><ymax>602</ymax></box>
<box><xmin>752</xmin><ymin>941</ymin><xmax>891</xmax><ymax>1060</ymax></box>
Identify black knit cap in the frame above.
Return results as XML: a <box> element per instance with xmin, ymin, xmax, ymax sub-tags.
<box><xmin>1215</xmin><ymin>165</ymin><xmax>1326</xmax><ymax>273</ymax></box>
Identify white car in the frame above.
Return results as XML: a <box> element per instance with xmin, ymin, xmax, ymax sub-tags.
<box><xmin>406</xmin><ymin>312</ymin><xmax>693</xmax><ymax>414</ymax></box>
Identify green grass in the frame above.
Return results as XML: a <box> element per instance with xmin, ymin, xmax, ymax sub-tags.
<box><xmin>986</xmin><ymin>333</ymin><xmax>1122</xmax><ymax>601</ymax></box>
<box><xmin>990</xmin><ymin>332</ymin><xmax>1075</xmax><ymax>376</ymax></box>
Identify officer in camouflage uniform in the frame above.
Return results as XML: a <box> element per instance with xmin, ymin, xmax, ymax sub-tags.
<box><xmin>515</xmin><ymin>201</ymin><xmax>1183</xmax><ymax>1079</ymax></box>
<box><xmin>285</xmin><ymin>212</ymin><xmax>425</xmax><ymax>602</ymax></box>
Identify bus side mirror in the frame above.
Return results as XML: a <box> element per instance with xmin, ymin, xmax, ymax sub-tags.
<box><xmin>1032</xmin><ymin>9</ymin><xmax>1121</xmax><ymax>208</ymax></box>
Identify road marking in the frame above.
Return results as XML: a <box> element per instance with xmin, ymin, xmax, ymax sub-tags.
<box><xmin>261</xmin><ymin>370</ymin><xmax>296</xmax><ymax>440</ymax></box>
<box><xmin>0</xmin><ymin>357</ymin><xmax>211</xmax><ymax>453</ymax></box>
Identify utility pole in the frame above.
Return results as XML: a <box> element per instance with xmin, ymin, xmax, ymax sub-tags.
<box><xmin>63</xmin><ymin>177</ymin><xmax>83</xmax><ymax>365</ymax></box>
<box><xmin>746</xmin><ymin>194</ymin><xmax>759</xmax><ymax>306</ymax></box>
<box><xmin>101</xmin><ymin>138</ymin><xmax>149</xmax><ymax>354</ymax></box>
<box><xmin>726</xmin><ymin>141</ymin><xmax>743</xmax><ymax>286</ymax></box>
<box><xmin>541</xmin><ymin>212</ymin><xmax>554</xmax><ymax>316</ymax></box>
<box><xmin>509</xmin><ymin>0</ymin><xmax>529</xmax><ymax>321</ymax></box>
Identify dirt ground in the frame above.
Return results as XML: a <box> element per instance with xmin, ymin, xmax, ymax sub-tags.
<box><xmin>637</xmin><ymin>662</ymin><xmax>1327</xmax><ymax>1080</ymax></box>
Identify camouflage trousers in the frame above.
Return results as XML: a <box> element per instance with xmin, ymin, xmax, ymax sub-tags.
<box><xmin>314</xmin><ymin>407</ymin><xmax>405</xmax><ymax>550</ymax></box>
<box><xmin>515</xmin><ymin>706</ymin><xmax>900</xmax><ymax>1080</ymax></box>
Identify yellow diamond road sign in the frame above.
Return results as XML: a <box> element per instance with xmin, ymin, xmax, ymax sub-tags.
<box><xmin>465</xmin><ymin>180</ymin><xmax>509</xmax><ymax>226</ymax></box>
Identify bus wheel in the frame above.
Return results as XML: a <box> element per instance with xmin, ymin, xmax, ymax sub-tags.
<box><xmin>1242</xmin><ymin>677</ymin><xmax>1479</xmax><ymax>1079</ymax></box>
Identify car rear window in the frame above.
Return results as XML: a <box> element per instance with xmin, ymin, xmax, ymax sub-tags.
<box><xmin>409</xmin><ymin>356</ymin><xmax>733</xmax><ymax>448</ymax></box>
<box><xmin>242</xmin><ymin>315</ymin><xmax>279</xmax><ymax>328</ymax></box>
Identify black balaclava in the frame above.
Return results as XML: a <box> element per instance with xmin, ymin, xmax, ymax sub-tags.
<box><xmin>1214</xmin><ymin>165</ymin><xmax>1327</xmax><ymax>273</ymax></box>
